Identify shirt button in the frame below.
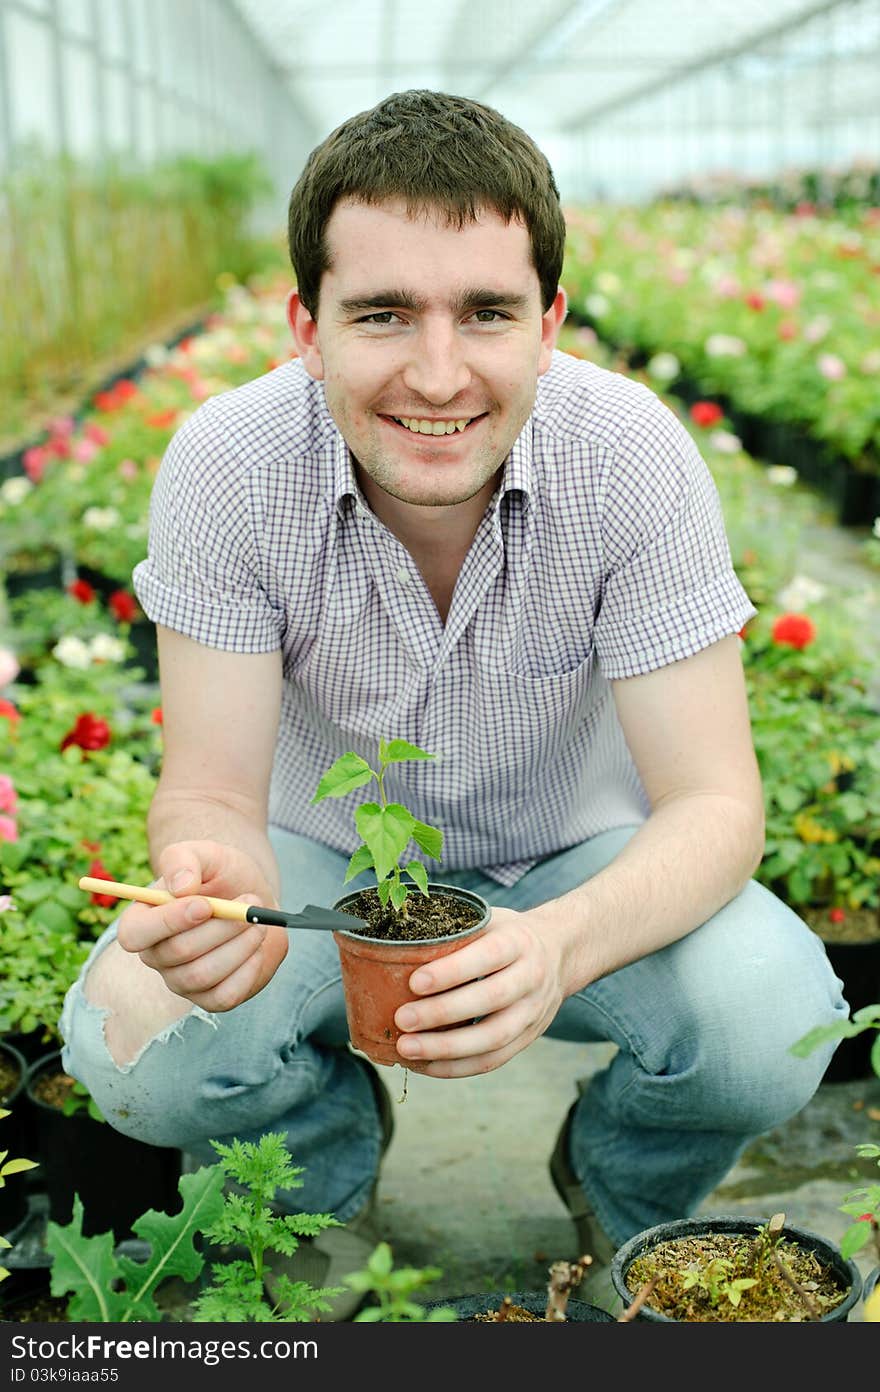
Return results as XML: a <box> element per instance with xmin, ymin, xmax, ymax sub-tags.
<box><xmin>395</xmin><ymin>566</ymin><xmax>411</xmax><ymax>585</ymax></box>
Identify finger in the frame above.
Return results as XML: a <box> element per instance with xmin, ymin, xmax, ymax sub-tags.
<box><xmin>141</xmin><ymin>913</ymin><xmax>256</xmax><ymax>970</ymax></box>
<box><xmin>407</xmin><ymin>927</ymin><xmax>520</xmax><ymax>997</ymax></box>
<box><xmin>158</xmin><ymin>924</ymin><xmax>266</xmax><ymax>999</ymax></box>
<box><xmin>117</xmin><ymin>897</ymin><xmax>208</xmax><ymax>954</ymax></box>
<box><xmin>403</xmin><ymin>1030</ymin><xmax>529</xmax><ymax>1079</ymax></box>
<box><xmin>395</xmin><ymin>963</ymin><xmax>528</xmax><ymax>1033</ymax></box>
<box><xmin>396</xmin><ymin>1000</ymin><xmax>531</xmax><ymax>1065</ymax></box>
<box><xmin>184</xmin><ymin>931</ymin><xmax>287</xmax><ymax>1013</ymax></box>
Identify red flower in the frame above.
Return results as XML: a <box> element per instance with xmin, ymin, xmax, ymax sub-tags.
<box><xmin>828</xmin><ymin>907</ymin><xmax>846</xmax><ymax>924</ymax></box>
<box><xmin>84</xmin><ymin>422</ymin><xmax>110</xmax><ymax>446</ymax></box>
<box><xmin>146</xmin><ymin>408</ymin><xmax>177</xmax><ymax>430</ymax></box>
<box><xmin>744</xmin><ymin>292</ymin><xmax>765</xmax><ymax>311</ymax></box>
<box><xmin>0</xmin><ymin>700</ymin><xmax>20</xmax><ymax>725</ymax></box>
<box><xmin>81</xmin><ymin>840</ymin><xmax>101</xmax><ymax>853</ymax></box>
<box><xmin>150</xmin><ymin>707</ymin><xmax>163</xmax><ymax>725</ymax></box>
<box><xmin>771</xmin><ymin>613</ymin><xmax>817</xmax><ymax>651</ymax></box>
<box><xmin>778</xmin><ymin>319</ymin><xmax>798</xmax><ymax>341</ymax></box>
<box><xmin>857</xmin><ymin>1214</ymin><xmax>876</xmax><ymax>1224</ymax></box>
<box><xmin>60</xmin><ymin>713</ymin><xmax>111</xmax><ymax>753</ymax></box>
<box><xmin>689</xmin><ymin>401</ymin><xmax>724</xmax><ymax>428</ymax></box>
<box><xmin>68</xmin><ymin>578</ymin><xmax>97</xmax><ymax>605</ymax></box>
<box><xmin>94</xmin><ymin>379</ymin><xmax>139</xmax><ymax>413</ymax></box>
<box><xmin>87</xmin><ymin>857</ymin><xmax>117</xmax><ymax>907</ymax></box>
<box><xmin>109</xmin><ymin>589</ymin><xmax>138</xmax><ymax>623</ymax></box>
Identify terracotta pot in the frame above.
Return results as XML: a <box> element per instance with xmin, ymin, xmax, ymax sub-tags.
<box><xmin>332</xmin><ymin>883</ymin><xmax>490</xmax><ymax>1067</ymax></box>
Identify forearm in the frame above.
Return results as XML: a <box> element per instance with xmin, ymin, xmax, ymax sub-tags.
<box><xmin>147</xmin><ymin>783</ymin><xmax>281</xmax><ymax>902</ymax></box>
<box><xmin>545</xmin><ymin>793</ymin><xmax>765</xmax><ymax>997</ymax></box>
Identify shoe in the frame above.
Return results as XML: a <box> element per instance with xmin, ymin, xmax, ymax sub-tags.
<box><xmin>549</xmin><ymin>1097</ymin><xmax>622</xmax><ymax>1316</ymax></box>
<box><xmin>262</xmin><ymin>1056</ymin><xmax>395</xmax><ymax>1322</ymax></box>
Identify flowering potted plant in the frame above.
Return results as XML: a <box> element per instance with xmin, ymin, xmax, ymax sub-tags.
<box><xmin>311</xmin><ymin>739</ymin><xmax>490</xmax><ymax>1067</ymax></box>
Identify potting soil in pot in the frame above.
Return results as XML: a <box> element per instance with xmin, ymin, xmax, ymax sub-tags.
<box><xmin>625</xmin><ymin>1230</ymin><xmax>849</xmax><ymax>1321</ymax></box>
<box><xmin>339</xmin><ymin>889</ymin><xmax>482</xmax><ymax>940</ymax></box>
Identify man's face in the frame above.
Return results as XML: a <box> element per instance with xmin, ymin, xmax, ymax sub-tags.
<box><xmin>288</xmin><ymin>198</ymin><xmax>566</xmax><ymax>511</ymax></box>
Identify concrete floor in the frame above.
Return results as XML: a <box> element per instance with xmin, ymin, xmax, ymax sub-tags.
<box><xmin>372</xmin><ymin>1036</ymin><xmax>880</xmax><ymax>1320</ymax></box>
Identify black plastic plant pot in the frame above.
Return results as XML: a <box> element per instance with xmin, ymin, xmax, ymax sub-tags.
<box><xmin>421</xmin><ymin>1292</ymin><xmax>616</xmax><ymax>1322</ymax></box>
<box><xmin>864</xmin><ymin>1266</ymin><xmax>879</xmax><ymax>1305</ymax></box>
<box><xmin>0</xmin><ymin>1040</ymin><xmax>32</xmax><ymax>1237</ymax></box>
<box><xmin>611</xmin><ymin>1215</ymin><xmax>862</xmax><ymax>1322</ymax></box>
<box><xmin>821</xmin><ymin>937</ymin><xmax>880</xmax><ymax>1082</ymax></box>
<box><xmin>24</xmin><ymin>1051</ymin><xmax>181</xmax><ymax>1242</ymax></box>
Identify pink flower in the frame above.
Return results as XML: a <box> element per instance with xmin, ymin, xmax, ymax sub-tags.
<box><xmin>72</xmin><ymin>438</ymin><xmax>100</xmax><ymax>463</ymax></box>
<box><xmin>0</xmin><ymin>647</ymin><xmax>19</xmax><ymax>687</ymax></box>
<box><xmin>23</xmin><ymin>445</ymin><xmax>49</xmax><ymax>482</ymax></box>
<box><xmin>817</xmin><ymin>353</ymin><xmax>847</xmax><ymax>381</ymax></box>
<box><xmin>117</xmin><ymin>458</ymin><xmax>138</xmax><ymax>480</ymax></box>
<box><xmin>84</xmin><ymin>423</ymin><xmax>110</xmax><ymax>446</ymax></box>
<box><xmin>0</xmin><ymin>815</ymin><xmax>17</xmax><ymax>843</ymax></box>
<box><xmin>47</xmin><ymin>415</ymin><xmax>75</xmax><ymax>437</ymax></box>
<box><xmin>0</xmin><ymin>775</ymin><xmax>16</xmax><ymax>814</ymax></box>
<box><xmin>764</xmin><ymin>279</ymin><xmax>801</xmax><ymax>310</ymax></box>
<box><xmin>713</xmin><ymin>275</ymin><xmax>741</xmax><ymax>298</ymax></box>
<box><xmin>0</xmin><ymin>894</ymin><xmax>15</xmax><ymax>912</ymax></box>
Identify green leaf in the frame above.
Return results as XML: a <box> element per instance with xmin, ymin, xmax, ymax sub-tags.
<box><xmin>368</xmin><ymin>1242</ymin><xmax>394</xmax><ymax>1277</ymax></box>
<box><xmin>0</xmin><ymin>1158</ymin><xmax>38</xmax><ymax>1179</ymax></box>
<box><xmin>31</xmin><ymin>900</ymin><xmax>75</xmax><ymax>935</ymax></box>
<box><xmin>404</xmin><ymin>860</ymin><xmax>429</xmax><ymax>895</ymax></box>
<box><xmin>47</xmin><ymin>1167</ymin><xmax>226</xmax><ymax>1323</ymax></box>
<box><xmin>47</xmin><ymin>1197</ymin><xmax>130</xmax><ymax>1321</ymax></box>
<box><xmin>311</xmin><ymin>753</ymin><xmax>374</xmax><ymax>804</ymax></box>
<box><xmin>343</xmin><ymin>844</ymin><xmax>374</xmax><ymax>884</ymax></box>
<box><xmin>379</xmin><ymin>740</ymin><xmax>436</xmax><ymax>766</ymax></box>
<box><xmin>410</xmin><ymin>819</ymin><xmax>443</xmax><ymax>861</ymax></box>
<box><xmin>389</xmin><ymin>879</ymin><xmax>408</xmax><ymax>911</ymax></box>
<box><xmin>355</xmin><ymin>803</ymin><xmax>415</xmax><ymax>883</ymax></box>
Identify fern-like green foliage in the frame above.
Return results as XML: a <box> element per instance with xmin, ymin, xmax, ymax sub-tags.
<box><xmin>191</xmin><ymin>1132</ymin><xmax>345</xmax><ymax>1323</ymax></box>
<box><xmin>46</xmin><ymin>1167</ymin><xmax>226</xmax><ymax>1321</ymax></box>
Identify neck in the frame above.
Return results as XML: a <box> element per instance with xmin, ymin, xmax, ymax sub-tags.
<box><xmin>356</xmin><ymin>468</ymin><xmax>499</xmax><ymax>560</ymax></box>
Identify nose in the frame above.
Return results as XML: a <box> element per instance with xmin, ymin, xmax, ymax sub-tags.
<box><xmin>401</xmin><ymin>318</ymin><xmax>472</xmax><ymax>404</ymax></box>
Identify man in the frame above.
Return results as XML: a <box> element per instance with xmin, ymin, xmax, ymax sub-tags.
<box><xmin>61</xmin><ymin>90</ymin><xmax>846</xmax><ymax>1317</ymax></box>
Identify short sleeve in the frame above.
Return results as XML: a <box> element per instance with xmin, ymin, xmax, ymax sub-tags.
<box><xmin>133</xmin><ymin>403</ymin><xmax>283</xmax><ymax>652</ymax></box>
<box><xmin>593</xmin><ymin>390</ymin><xmax>756</xmax><ymax>679</ymax></box>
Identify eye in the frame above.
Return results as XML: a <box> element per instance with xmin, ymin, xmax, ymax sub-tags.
<box><xmin>358</xmin><ymin>312</ymin><xmax>399</xmax><ymax>325</ymax></box>
<box><xmin>471</xmin><ymin>309</ymin><xmax>509</xmax><ymax>323</ymax></box>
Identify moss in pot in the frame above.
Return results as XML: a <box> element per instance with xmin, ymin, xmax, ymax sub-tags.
<box><xmin>311</xmin><ymin>740</ymin><xmax>490</xmax><ymax>1067</ymax></box>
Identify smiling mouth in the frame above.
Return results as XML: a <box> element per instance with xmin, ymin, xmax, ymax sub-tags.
<box><xmin>381</xmin><ymin>413</ymin><xmax>487</xmax><ymax>438</ymax></box>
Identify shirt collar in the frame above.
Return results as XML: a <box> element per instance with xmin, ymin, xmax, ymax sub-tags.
<box><xmin>330</xmin><ymin>412</ymin><xmax>534</xmax><ymax>523</ymax></box>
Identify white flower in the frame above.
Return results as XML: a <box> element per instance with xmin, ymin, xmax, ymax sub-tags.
<box><xmin>89</xmin><ymin>634</ymin><xmax>126</xmax><ymax>663</ymax></box>
<box><xmin>766</xmin><ymin>465</ymin><xmax>798</xmax><ymax>487</ymax></box>
<box><xmin>776</xmin><ymin>575</ymin><xmax>828</xmax><ymax>610</ymax></box>
<box><xmin>647</xmin><ymin>352</ymin><xmax>680</xmax><ymax>382</ymax></box>
<box><xmin>595</xmin><ymin>271</ymin><xmax>621</xmax><ymax>294</ymax></box>
<box><xmin>584</xmin><ymin>293</ymin><xmax>609</xmax><ymax>318</ymax></box>
<box><xmin>143</xmin><ymin>344</ymin><xmax>170</xmax><ymax>368</ymax></box>
<box><xmin>873</xmin><ymin>517</ymin><xmax>880</xmax><ymax>540</ymax></box>
<box><xmin>81</xmin><ymin>506</ymin><xmax>121</xmax><ymax>531</ymax></box>
<box><xmin>804</xmin><ymin>314</ymin><xmax>831</xmax><ymax>344</ymax></box>
<box><xmin>704</xmin><ymin>333</ymin><xmax>747</xmax><ymax>358</ymax></box>
<box><xmin>0</xmin><ymin>648</ymin><xmax>19</xmax><ymax>686</ymax></box>
<box><xmin>817</xmin><ymin>353</ymin><xmax>847</xmax><ymax>381</ymax></box>
<box><xmin>708</xmin><ymin>430</ymin><xmax>741</xmax><ymax>454</ymax></box>
<box><xmin>0</xmin><ymin>477</ymin><xmax>33</xmax><ymax>505</ymax></box>
<box><xmin>53</xmin><ymin>635</ymin><xmax>92</xmax><ymax>669</ymax></box>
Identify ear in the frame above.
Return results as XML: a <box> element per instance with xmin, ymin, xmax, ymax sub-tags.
<box><xmin>287</xmin><ymin>289</ymin><xmax>324</xmax><ymax>381</ymax></box>
<box><xmin>537</xmin><ymin>288</ymin><xmax>568</xmax><ymax>375</ymax></box>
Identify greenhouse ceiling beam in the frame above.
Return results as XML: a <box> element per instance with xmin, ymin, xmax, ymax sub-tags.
<box><xmin>219</xmin><ymin>0</ymin><xmax>319</xmax><ymax>141</ymax></box>
<box><xmin>559</xmin><ymin>0</ymin><xmax>854</xmax><ymax>132</ymax></box>
<box><xmin>464</xmin><ymin>0</ymin><xmax>615</xmax><ymax>101</ymax></box>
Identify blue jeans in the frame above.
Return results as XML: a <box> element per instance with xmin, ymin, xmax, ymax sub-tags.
<box><xmin>60</xmin><ymin>825</ymin><xmax>847</xmax><ymax>1243</ymax></box>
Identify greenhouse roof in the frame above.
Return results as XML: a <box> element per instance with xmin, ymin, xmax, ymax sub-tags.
<box><xmin>231</xmin><ymin>0</ymin><xmax>879</xmax><ymax>142</ymax></box>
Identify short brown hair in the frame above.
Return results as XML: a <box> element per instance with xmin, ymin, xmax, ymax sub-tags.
<box><xmin>288</xmin><ymin>89</ymin><xmax>566</xmax><ymax>316</ymax></box>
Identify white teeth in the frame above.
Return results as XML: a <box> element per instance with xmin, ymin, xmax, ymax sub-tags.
<box><xmin>394</xmin><ymin>417</ymin><xmax>472</xmax><ymax>435</ymax></box>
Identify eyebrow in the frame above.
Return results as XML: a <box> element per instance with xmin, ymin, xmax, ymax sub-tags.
<box><xmin>336</xmin><ymin>288</ymin><xmax>532</xmax><ymax>317</ymax></box>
